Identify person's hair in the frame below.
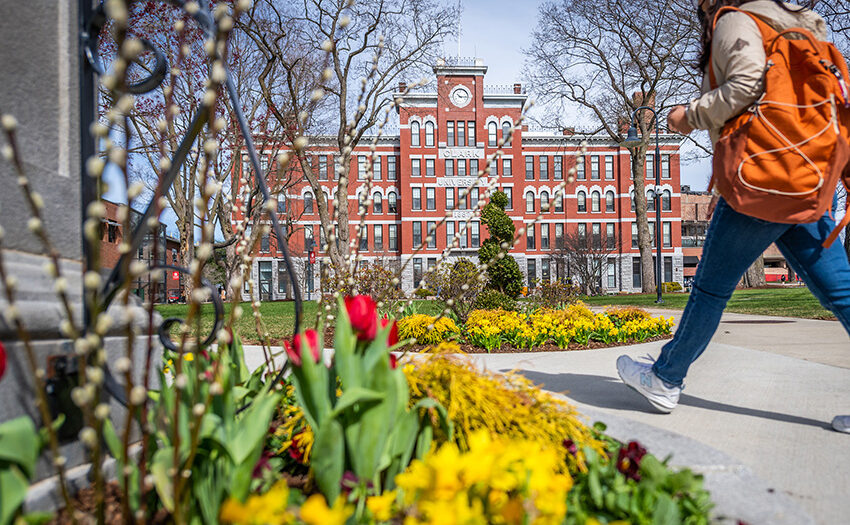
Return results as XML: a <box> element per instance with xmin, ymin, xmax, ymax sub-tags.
<box><xmin>696</xmin><ymin>0</ymin><xmax>809</xmax><ymax>72</ymax></box>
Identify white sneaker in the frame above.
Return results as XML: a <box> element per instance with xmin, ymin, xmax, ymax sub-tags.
<box><xmin>832</xmin><ymin>415</ymin><xmax>850</xmax><ymax>433</ymax></box>
<box><xmin>616</xmin><ymin>354</ymin><xmax>681</xmax><ymax>413</ymax></box>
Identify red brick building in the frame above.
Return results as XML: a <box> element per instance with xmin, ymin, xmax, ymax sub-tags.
<box><xmin>236</xmin><ymin>59</ymin><xmax>685</xmax><ymax>299</ymax></box>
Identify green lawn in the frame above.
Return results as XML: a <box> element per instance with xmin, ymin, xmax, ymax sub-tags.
<box><xmin>583</xmin><ymin>287</ymin><xmax>836</xmax><ymax>320</ymax></box>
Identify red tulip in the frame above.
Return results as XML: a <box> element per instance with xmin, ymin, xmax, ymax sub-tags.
<box><xmin>344</xmin><ymin>295</ymin><xmax>378</xmax><ymax>341</ymax></box>
<box><xmin>0</xmin><ymin>341</ymin><xmax>5</xmax><ymax>382</ymax></box>
<box><xmin>389</xmin><ymin>353</ymin><xmax>398</xmax><ymax>370</ymax></box>
<box><xmin>284</xmin><ymin>329</ymin><xmax>321</xmax><ymax>366</ymax></box>
<box><xmin>381</xmin><ymin>315</ymin><xmax>399</xmax><ymax>347</ymax></box>
<box><xmin>617</xmin><ymin>441</ymin><xmax>647</xmax><ymax>481</ymax></box>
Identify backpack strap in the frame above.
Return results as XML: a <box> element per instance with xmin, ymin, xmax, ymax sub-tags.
<box><xmin>708</xmin><ymin>6</ymin><xmax>780</xmax><ymax>90</ymax></box>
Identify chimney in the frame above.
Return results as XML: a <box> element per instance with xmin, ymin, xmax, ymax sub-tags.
<box><xmin>398</xmin><ymin>81</ymin><xmax>407</xmax><ymax>93</ymax></box>
<box><xmin>513</xmin><ymin>83</ymin><xmax>522</xmax><ymax>94</ymax></box>
<box><xmin>562</xmin><ymin>127</ymin><xmax>575</xmax><ymax>136</ymax></box>
<box><xmin>682</xmin><ymin>185</ymin><xmax>691</xmax><ymax>193</ymax></box>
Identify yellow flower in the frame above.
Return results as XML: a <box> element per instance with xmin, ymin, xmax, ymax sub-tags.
<box><xmin>220</xmin><ymin>480</ymin><xmax>293</xmax><ymax>524</ymax></box>
<box><xmin>299</xmin><ymin>494</ymin><xmax>353</xmax><ymax>525</ymax></box>
<box><xmin>366</xmin><ymin>491</ymin><xmax>397</xmax><ymax>521</ymax></box>
<box><xmin>183</xmin><ymin>352</ymin><xmax>194</xmax><ymax>362</ymax></box>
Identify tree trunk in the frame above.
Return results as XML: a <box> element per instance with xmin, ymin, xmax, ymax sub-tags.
<box><xmin>630</xmin><ymin>146</ymin><xmax>655</xmax><ymax>293</ymax></box>
<box><xmin>741</xmin><ymin>256</ymin><xmax>766</xmax><ymax>288</ymax></box>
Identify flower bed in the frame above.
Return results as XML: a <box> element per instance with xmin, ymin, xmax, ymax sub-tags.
<box><xmin>429</xmin><ymin>302</ymin><xmax>675</xmax><ymax>352</ymax></box>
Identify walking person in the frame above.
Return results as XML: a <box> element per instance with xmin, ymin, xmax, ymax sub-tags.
<box><xmin>616</xmin><ymin>0</ymin><xmax>850</xmax><ymax>433</ymax></box>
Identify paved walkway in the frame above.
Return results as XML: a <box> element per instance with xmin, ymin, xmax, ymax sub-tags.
<box><xmin>467</xmin><ymin>311</ymin><xmax>850</xmax><ymax>525</ymax></box>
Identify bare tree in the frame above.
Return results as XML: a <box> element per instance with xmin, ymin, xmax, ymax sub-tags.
<box><xmin>240</xmin><ymin>0</ymin><xmax>457</xmax><ymax>289</ymax></box>
<box><xmin>525</xmin><ymin>0</ymin><xmax>699</xmax><ymax>293</ymax></box>
<box><xmin>549</xmin><ymin>228</ymin><xmax>618</xmax><ymax>296</ymax></box>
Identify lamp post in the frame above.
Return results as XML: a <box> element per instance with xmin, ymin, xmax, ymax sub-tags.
<box><xmin>622</xmin><ymin>106</ymin><xmax>664</xmax><ymax>304</ymax></box>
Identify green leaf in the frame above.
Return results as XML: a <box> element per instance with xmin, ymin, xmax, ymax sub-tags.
<box><xmin>0</xmin><ymin>417</ymin><xmax>39</xmax><ymax>479</ymax></box>
<box><xmin>652</xmin><ymin>493</ymin><xmax>681</xmax><ymax>525</ymax></box>
<box><xmin>227</xmin><ymin>389</ymin><xmax>281</xmax><ymax>465</ymax></box>
<box><xmin>330</xmin><ymin>387</ymin><xmax>385</xmax><ymax>418</ymax></box>
<box><xmin>588</xmin><ymin>468</ymin><xmax>603</xmax><ymax>508</ymax></box>
<box><xmin>150</xmin><ymin>447</ymin><xmax>175</xmax><ymax>512</ymax></box>
<box><xmin>333</xmin><ymin>297</ymin><xmax>360</xmax><ymax>390</ymax></box>
<box><xmin>0</xmin><ymin>466</ymin><xmax>30</xmax><ymax>525</ymax></box>
<box><xmin>312</xmin><ymin>418</ymin><xmax>345</xmax><ymax>503</ymax></box>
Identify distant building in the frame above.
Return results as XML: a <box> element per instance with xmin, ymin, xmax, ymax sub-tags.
<box><xmin>235</xmin><ymin>58</ymin><xmax>687</xmax><ymax>299</ymax></box>
<box><xmin>100</xmin><ymin>200</ymin><xmax>183</xmax><ymax>302</ymax></box>
<box><xmin>680</xmin><ymin>187</ymin><xmax>793</xmax><ymax>282</ymax></box>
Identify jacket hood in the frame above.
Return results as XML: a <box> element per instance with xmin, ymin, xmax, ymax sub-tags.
<box><xmin>740</xmin><ymin>1</ymin><xmax>828</xmax><ymax>40</ymax></box>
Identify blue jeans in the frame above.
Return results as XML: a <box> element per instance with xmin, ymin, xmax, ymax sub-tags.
<box><xmin>652</xmin><ymin>197</ymin><xmax>850</xmax><ymax>386</ymax></box>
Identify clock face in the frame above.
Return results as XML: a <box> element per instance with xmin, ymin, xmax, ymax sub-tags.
<box><xmin>450</xmin><ymin>86</ymin><xmax>471</xmax><ymax>108</ymax></box>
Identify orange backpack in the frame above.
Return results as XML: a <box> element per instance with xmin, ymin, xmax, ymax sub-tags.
<box><xmin>709</xmin><ymin>6</ymin><xmax>850</xmax><ymax>247</ymax></box>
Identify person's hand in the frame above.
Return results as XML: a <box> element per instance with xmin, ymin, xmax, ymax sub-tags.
<box><xmin>667</xmin><ymin>105</ymin><xmax>694</xmax><ymax>135</ymax></box>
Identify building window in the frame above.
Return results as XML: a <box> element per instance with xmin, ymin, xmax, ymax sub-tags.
<box><xmin>359</xmin><ymin>226</ymin><xmax>368</xmax><ymax>251</ymax></box>
<box><xmin>662</xmin><ymin>154</ymin><xmax>671</xmax><ymax>179</ymax></box>
<box><xmin>446</xmin><ymin>221</ymin><xmax>455</xmax><ymax>247</ymax></box>
<box><xmin>388</xmin><ymin>156</ymin><xmax>397</xmax><ymax>180</ymax></box>
<box><xmin>606</xmin><ymin>191</ymin><xmax>615</xmax><ymax>212</ymax></box>
<box><xmin>261</xmin><ymin>234</ymin><xmax>270</xmax><ymax>252</ymax></box>
<box><xmin>426</xmin><ymin>158</ymin><xmax>435</xmax><ymax>177</ymax></box>
<box><xmin>526</xmin><ymin>191</ymin><xmax>535</xmax><ymax>213</ymax></box>
<box><xmin>539</xmin><ymin>156</ymin><xmax>549</xmax><ymax>180</ymax></box>
<box><xmin>504</xmin><ymin>187</ymin><xmax>513</xmax><ymax>209</ymax></box>
<box><xmin>373</xmin><ymin>192</ymin><xmax>382</xmax><ymax>214</ymax></box>
<box><xmin>458</xmin><ymin>189</ymin><xmax>467</xmax><ymax>210</ymax></box>
<box><xmin>426</xmin><ymin>187</ymin><xmax>436</xmax><ymax>210</ymax></box>
<box><xmin>471</xmin><ymin>221</ymin><xmax>480</xmax><ymax>248</ymax></box>
<box><xmin>631</xmin><ymin>192</ymin><xmax>636</xmax><ymax>211</ymax></box>
<box><xmin>277</xmin><ymin>196</ymin><xmax>286</xmax><ymax>214</ymax></box>
<box><xmin>412</xmin><ymin>188</ymin><xmax>421</xmax><ymax>210</ymax></box>
<box><xmin>577</xmin><ymin>223</ymin><xmax>587</xmax><ymax>245</ymax></box>
<box><xmin>413</xmin><ymin>258</ymin><xmax>423</xmax><ymax>287</ymax></box>
<box><xmin>577</xmin><ymin>191</ymin><xmax>587</xmax><ymax>213</ymax></box>
<box><xmin>527</xmin><ymin>223</ymin><xmax>536</xmax><ymax>250</ymax></box>
<box><xmin>304</xmin><ymin>225</ymin><xmax>315</xmax><ymax>251</ymax></box>
<box><xmin>647</xmin><ymin>189</ymin><xmax>656</xmax><ymax>212</ymax></box>
<box><xmin>427</xmin><ymin>221</ymin><xmax>436</xmax><ymax>248</ymax></box>
<box><xmin>458</xmin><ymin>223</ymin><xmax>468</xmax><ymax>248</ymax></box>
<box><xmin>445</xmin><ymin>159</ymin><xmax>454</xmax><ymax>177</ymax></box>
<box><xmin>592</xmin><ymin>223</ymin><xmax>601</xmax><ymax>249</ymax></box>
<box><xmin>445</xmin><ymin>188</ymin><xmax>455</xmax><ymax>209</ymax></box>
<box><xmin>358</xmin><ymin>155</ymin><xmax>368</xmax><ymax>180</ymax></box>
<box><xmin>457</xmin><ymin>159</ymin><xmax>466</xmax><ymax>177</ymax></box>
<box><xmin>605</xmin><ymin>155</ymin><xmax>615</xmax><ymax>180</ymax></box>
<box><xmin>525</xmin><ymin>156</ymin><xmax>534</xmax><ymax>180</ymax></box>
<box><xmin>412</xmin><ymin>158</ymin><xmax>421</xmax><ymax>177</ymax></box>
<box><xmin>607</xmin><ymin>258</ymin><xmax>616</xmax><ymax>288</ymax></box>
<box><xmin>318</xmin><ymin>156</ymin><xmax>328</xmax><ymax>180</ymax></box>
<box><xmin>527</xmin><ymin>259</ymin><xmax>537</xmax><ymax>288</ymax></box>
<box><xmin>541</xmin><ymin>223</ymin><xmax>550</xmax><ymax>249</ymax></box>
<box><xmin>650</xmin><ymin>222</ymin><xmax>657</xmax><ymax>247</ymax></box>
<box><xmin>632</xmin><ymin>222</ymin><xmax>638</xmax><ymax>248</ymax></box>
<box><xmin>542</xmin><ymin>258</ymin><xmax>551</xmax><ymax>283</ymax></box>
<box><xmin>468</xmin><ymin>121</ymin><xmax>475</xmax><ymax>145</ymax></box>
<box><xmin>374</xmin><ymin>224</ymin><xmax>383</xmax><ymax>251</ymax></box>
<box><xmin>664</xmin><ymin>256</ymin><xmax>673</xmax><ymax>282</ymax></box>
<box><xmin>388</xmin><ymin>192</ymin><xmax>398</xmax><ymax>213</ymax></box>
<box><xmin>447</xmin><ymin>121</ymin><xmax>455</xmax><ymax>147</ymax></box>
<box><xmin>411</xmin><ymin>121</ymin><xmax>420</xmax><ymax>147</ymax></box>
<box><xmin>555</xmin><ymin>223</ymin><xmax>564</xmax><ymax>249</ymax></box>
<box><xmin>576</xmin><ymin>156</ymin><xmax>586</xmax><ymax>180</ymax></box>
<box><xmin>413</xmin><ymin>222</ymin><xmax>422</xmax><ymax>248</ymax></box>
<box><xmin>663</xmin><ymin>222</ymin><xmax>672</xmax><ymax>247</ymax></box>
<box><xmin>389</xmin><ymin>224</ymin><xmax>398</xmax><ymax>250</ymax></box>
<box><xmin>632</xmin><ymin>257</ymin><xmax>642</xmax><ymax>288</ymax></box>
<box><xmin>591</xmin><ymin>191</ymin><xmax>600</xmax><ymax>213</ymax></box>
<box><xmin>502</xmin><ymin>122</ymin><xmax>511</xmax><ymax>146</ymax></box>
<box><xmin>554</xmin><ymin>156</ymin><xmax>563</xmax><ymax>180</ymax></box>
<box><xmin>555</xmin><ymin>194</ymin><xmax>564</xmax><ymax>212</ymax></box>
<box><xmin>278</xmin><ymin>261</ymin><xmax>289</xmax><ymax>295</ymax></box>
<box><xmin>424</xmin><ymin>121</ymin><xmax>434</xmax><ymax>147</ymax></box>
<box><xmin>645</xmin><ymin>154</ymin><xmax>654</xmax><ymax>180</ymax></box>
<box><xmin>607</xmin><ymin>223</ymin><xmax>616</xmax><ymax>249</ymax></box>
<box><xmin>662</xmin><ymin>189</ymin><xmax>672</xmax><ymax>211</ymax></box>
<box><xmin>304</xmin><ymin>192</ymin><xmax>314</xmax><ymax>214</ymax></box>
<box><xmin>488</xmin><ymin>121</ymin><xmax>497</xmax><ymax>147</ymax></box>
<box><xmin>541</xmin><ymin>191</ymin><xmax>550</xmax><ymax>212</ymax></box>
<box><xmin>590</xmin><ymin>156</ymin><xmax>600</xmax><ymax>180</ymax></box>
<box><xmin>471</xmin><ymin>159</ymin><xmax>479</xmax><ymax>175</ymax></box>
<box><xmin>457</xmin><ymin>121</ymin><xmax>466</xmax><ymax>147</ymax></box>
<box><xmin>471</xmin><ymin>188</ymin><xmax>479</xmax><ymax>209</ymax></box>
<box><xmin>372</xmin><ymin>156</ymin><xmax>381</xmax><ymax>180</ymax></box>
<box><xmin>502</xmin><ymin>158</ymin><xmax>512</xmax><ymax>177</ymax></box>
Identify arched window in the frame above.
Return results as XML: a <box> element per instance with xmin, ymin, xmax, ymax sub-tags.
<box><xmin>424</xmin><ymin>121</ymin><xmax>435</xmax><ymax>147</ymax></box>
<box><xmin>526</xmin><ymin>191</ymin><xmax>535</xmax><ymax>213</ymax></box>
<box><xmin>591</xmin><ymin>191</ymin><xmax>600</xmax><ymax>213</ymax></box>
<box><xmin>373</xmin><ymin>192</ymin><xmax>383</xmax><ymax>214</ymax></box>
<box><xmin>388</xmin><ymin>192</ymin><xmax>398</xmax><ymax>214</ymax></box>
<box><xmin>577</xmin><ymin>191</ymin><xmax>587</xmax><ymax>212</ymax></box>
<box><xmin>606</xmin><ymin>190</ymin><xmax>615</xmax><ymax>212</ymax></box>
<box><xmin>662</xmin><ymin>189</ymin><xmax>671</xmax><ymax>211</ymax></box>
<box><xmin>411</xmin><ymin>121</ymin><xmax>420</xmax><ymax>147</ymax></box>
<box><xmin>488</xmin><ymin>122</ymin><xmax>498</xmax><ymax>147</ymax></box>
<box><xmin>502</xmin><ymin>122</ymin><xmax>511</xmax><ymax>146</ymax></box>
<box><xmin>541</xmin><ymin>191</ymin><xmax>550</xmax><ymax>212</ymax></box>
<box><xmin>304</xmin><ymin>192</ymin><xmax>314</xmax><ymax>214</ymax></box>
<box><xmin>647</xmin><ymin>189</ymin><xmax>656</xmax><ymax>211</ymax></box>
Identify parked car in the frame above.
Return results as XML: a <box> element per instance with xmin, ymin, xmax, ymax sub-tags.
<box><xmin>167</xmin><ymin>289</ymin><xmax>183</xmax><ymax>303</ymax></box>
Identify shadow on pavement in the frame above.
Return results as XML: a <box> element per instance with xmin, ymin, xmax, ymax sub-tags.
<box><xmin>511</xmin><ymin>369</ymin><xmax>833</xmax><ymax>431</ymax></box>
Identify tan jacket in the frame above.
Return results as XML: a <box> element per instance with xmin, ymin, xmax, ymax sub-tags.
<box><xmin>686</xmin><ymin>1</ymin><xmax>828</xmax><ymax>144</ymax></box>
